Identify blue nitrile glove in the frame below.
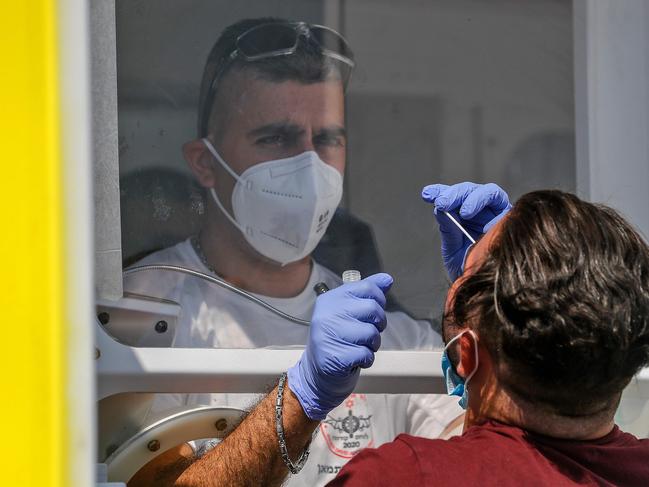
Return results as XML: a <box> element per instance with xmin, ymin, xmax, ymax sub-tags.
<box><xmin>287</xmin><ymin>273</ymin><xmax>393</xmax><ymax>421</ymax></box>
<box><xmin>421</xmin><ymin>182</ymin><xmax>511</xmax><ymax>281</ymax></box>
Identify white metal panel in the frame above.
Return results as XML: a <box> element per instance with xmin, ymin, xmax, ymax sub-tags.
<box><xmin>59</xmin><ymin>0</ymin><xmax>95</xmax><ymax>484</ymax></box>
<box><xmin>92</xmin><ymin>0</ymin><xmax>123</xmax><ymax>300</ymax></box>
<box><xmin>96</xmin><ymin>323</ymin><xmax>649</xmax><ymax>400</ymax></box>
<box><xmin>95</xmin><ymin>323</ymin><xmax>447</xmax><ymax>399</ymax></box>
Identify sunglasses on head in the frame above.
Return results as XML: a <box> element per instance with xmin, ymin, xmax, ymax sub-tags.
<box><xmin>200</xmin><ymin>22</ymin><xmax>355</xmax><ymax>137</ymax></box>
<box><xmin>234</xmin><ymin>22</ymin><xmax>355</xmax><ymax>67</ymax></box>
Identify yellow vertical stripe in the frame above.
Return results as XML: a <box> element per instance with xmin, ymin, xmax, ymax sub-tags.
<box><xmin>0</xmin><ymin>1</ymin><xmax>68</xmax><ymax>486</ymax></box>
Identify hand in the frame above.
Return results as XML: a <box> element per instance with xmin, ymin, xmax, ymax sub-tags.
<box><xmin>287</xmin><ymin>273</ymin><xmax>393</xmax><ymax>421</ymax></box>
<box><xmin>421</xmin><ymin>182</ymin><xmax>511</xmax><ymax>281</ymax></box>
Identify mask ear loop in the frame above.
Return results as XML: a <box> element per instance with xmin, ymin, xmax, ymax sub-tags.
<box><xmin>202</xmin><ymin>138</ymin><xmax>244</xmax><ymax>182</ymax></box>
<box><xmin>201</xmin><ymin>138</ymin><xmax>247</xmax><ymax>234</ymax></box>
<box><xmin>445</xmin><ymin>329</ymin><xmax>480</xmax><ymax>385</ymax></box>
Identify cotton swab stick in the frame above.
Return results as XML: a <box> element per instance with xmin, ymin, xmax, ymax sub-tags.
<box><xmin>442</xmin><ymin>211</ymin><xmax>476</xmax><ymax>244</ymax></box>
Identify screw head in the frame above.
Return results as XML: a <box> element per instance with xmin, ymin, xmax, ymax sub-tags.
<box><xmin>98</xmin><ymin>312</ymin><xmax>110</xmax><ymax>325</ymax></box>
<box><xmin>95</xmin><ymin>347</ymin><xmax>101</xmax><ymax>360</ymax></box>
<box><xmin>154</xmin><ymin>320</ymin><xmax>168</xmax><ymax>333</ymax></box>
<box><xmin>215</xmin><ymin>418</ymin><xmax>228</xmax><ymax>431</ymax></box>
<box><xmin>147</xmin><ymin>439</ymin><xmax>160</xmax><ymax>452</ymax></box>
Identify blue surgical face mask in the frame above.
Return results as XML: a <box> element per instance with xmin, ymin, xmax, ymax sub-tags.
<box><xmin>441</xmin><ymin>330</ymin><xmax>479</xmax><ymax>409</ymax></box>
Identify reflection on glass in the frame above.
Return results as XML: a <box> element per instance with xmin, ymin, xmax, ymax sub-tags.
<box><xmin>121</xmin><ymin>13</ymin><xmax>442</xmax><ymax>353</ymax></box>
<box><xmin>118</xmin><ymin>2</ymin><xmax>574</xmax><ymax>345</ymax></box>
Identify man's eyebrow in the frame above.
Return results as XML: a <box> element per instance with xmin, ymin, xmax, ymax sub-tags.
<box><xmin>247</xmin><ymin>122</ymin><xmax>303</xmax><ymax>138</ymax></box>
<box><xmin>316</xmin><ymin>125</ymin><xmax>347</xmax><ymax>138</ymax></box>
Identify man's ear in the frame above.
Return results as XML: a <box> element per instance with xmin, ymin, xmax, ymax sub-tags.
<box><xmin>183</xmin><ymin>139</ymin><xmax>216</xmax><ymax>188</ymax></box>
<box><xmin>456</xmin><ymin>332</ymin><xmax>478</xmax><ymax>379</ymax></box>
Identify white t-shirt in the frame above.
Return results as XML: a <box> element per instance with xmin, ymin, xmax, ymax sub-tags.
<box><xmin>124</xmin><ymin>238</ymin><xmax>462</xmax><ymax>486</ymax></box>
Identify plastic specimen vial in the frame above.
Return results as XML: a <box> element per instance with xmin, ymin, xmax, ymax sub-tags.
<box><xmin>342</xmin><ymin>270</ymin><xmax>362</xmax><ymax>283</ymax></box>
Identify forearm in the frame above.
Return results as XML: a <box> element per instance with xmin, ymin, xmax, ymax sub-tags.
<box><xmin>128</xmin><ymin>444</ymin><xmax>195</xmax><ymax>487</ymax></box>
<box><xmin>173</xmin><ymin>380</ymin><xmax>319</xmax><ymax>487</ymax></box>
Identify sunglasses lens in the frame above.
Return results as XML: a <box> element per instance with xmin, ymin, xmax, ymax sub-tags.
<box><xmin>310</xmin><ymin>27</ymin><xmax>354</xmax><ymax>63</ymax></box>
<box><xmin>237</xmin><ymin>24</ymin><xmax>298</xmax><ymax>58</ymax></box>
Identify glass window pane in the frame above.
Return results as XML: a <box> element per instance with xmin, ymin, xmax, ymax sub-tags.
<box><xmin>115</xmin><ymin>0</ymin><xmax>573</xmax><ymax>349</ymax></box>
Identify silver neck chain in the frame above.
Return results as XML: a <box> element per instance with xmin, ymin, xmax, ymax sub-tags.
<box><xmin>191</xmin><ymin>234</ymin><xmax>219</xmax><ymax>276</ymax></box>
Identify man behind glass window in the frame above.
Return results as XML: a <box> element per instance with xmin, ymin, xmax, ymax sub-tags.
<box><xmin>124</xmin><ymin>18</ymin><xmax>464</xmax><ymax>486</ymax></box>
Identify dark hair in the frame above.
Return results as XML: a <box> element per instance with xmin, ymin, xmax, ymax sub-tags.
<box><xmin>197</xmin><ymin>17</ymin><xmax>352</xmax><ymax>137</ymax></box>
<box><xmin>451</xmin><ymin>190</ymin><xmax>649</xmax><ymax>415</ymax></box>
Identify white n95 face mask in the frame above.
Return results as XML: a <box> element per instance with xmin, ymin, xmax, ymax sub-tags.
<box><xmin>202</xmin><ymin>138</ymin><xmax>343</xmax><ymax>266</ymax></box>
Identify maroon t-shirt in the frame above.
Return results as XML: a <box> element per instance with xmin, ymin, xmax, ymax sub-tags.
<box><xmin>328</xmin><ymin>421</ymin><xmax>649</xmax><ymax>486</ymax></box>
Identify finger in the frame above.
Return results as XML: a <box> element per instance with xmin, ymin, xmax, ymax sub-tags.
<box><xmin>343</xmin><ymin>281</ymin><xmax>386</xmax><ymax>309</ymax></box>
<box><xmin>363</xmin><ymin>273</ymin><xmax>394</xmax><ymax>294</ymax></box>
<box><xmin>344</xmin><ymin>299</ymin><xmax>387</xmax><ymax>331</ymax></box>
<box><xmin>459</xmin><ymin>183</ymin><xmax>510</xmax><ymax>220</ymax></box>
<box><xmin>347</xmin><ymin>345</ymin><xmax>375</xmax><ymax>370</ymax></box>
<box><xmin>433</xmin><ymin>182</ymin><xmax>478</xmax><ymax>212</ymax></box>
<box><xmin>344</xmin><ymin>275</ymin><xmax>392</xmax><ymax>308</ymax></box>
<box><xmin>370</xmin><ymin>332</ymin><xmax>382</xmax><ymax>352</ymax></box>
<box><xmin>424</xmin><ymin>184</ymin><xmax>466</xmax><ymax>238</ymax></box>
<box><xmin>483</xmin><ymin>210</ymin><xmax>509</xmax><ymax>233</ymax></box>
<box><xmin>434</xmin><ymin>207</ymin><xmax>462</xmax><ymax>232</ymax></box>
<box><xmin>434</xmin><ymin>209</ymin><xmax>465</xmax><ymax>248</ymax></box>
<box><xmin>421</xmin><ymin>184</ymin><xmax>449</xmax><ymax>203</ymax></box>
<box><xmin>338</xmin><ymin>320</ymin><xmax>382</xmax><ymax>351</ymax></box>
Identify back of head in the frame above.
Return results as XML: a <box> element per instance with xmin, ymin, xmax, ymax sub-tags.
<box><xmin>197</xmin><ymin>17</ymin><xmax>353</xmax><ymax>137</ymax></box>
<box><xmin>452</xmin><ymin>190</ymin><xmax>649</xmax><ymax>416</ymax></box>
